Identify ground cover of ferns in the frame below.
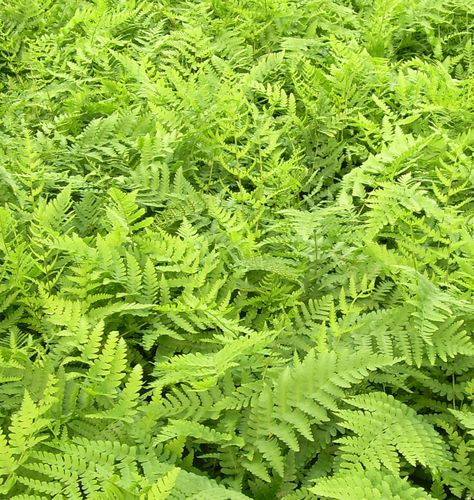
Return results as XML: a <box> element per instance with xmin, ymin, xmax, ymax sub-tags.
<box><xmin>1</xmin><ymin>0</ymin><xmax>474</xmax><ymax>498</ymax></box>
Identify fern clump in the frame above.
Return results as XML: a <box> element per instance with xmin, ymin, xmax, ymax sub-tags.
<box><xmin>0</xmin><ymin>0</ymin><xmax>474</xmax><ymax>498</ymax></box>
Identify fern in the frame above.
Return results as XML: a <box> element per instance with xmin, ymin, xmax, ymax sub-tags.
<box><xmin>311</xmin><ymin>466</ymin><xmax>435</xmax><ymax>500</ymax></box>
<box><xmin>1</xmin><ymin>0</ymin><xmax>474</xmax><ymax>498</ymax></box>
<box><xmin>336</xmin><ymin>392</ymin><xmax>450</xmax><ymax>473</ymax></box>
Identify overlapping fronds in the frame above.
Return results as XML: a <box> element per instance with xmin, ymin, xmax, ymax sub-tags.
<box><xmin>1</xmin><ymin>0</ymin><xmax>474</xmax><ymax>498</ymax></box>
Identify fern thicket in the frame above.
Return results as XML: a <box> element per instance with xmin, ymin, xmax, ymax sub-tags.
<box><xmin>0</xmin><ymin>0</ymin><xmax>473</xmax><ymax>498</ymax></box>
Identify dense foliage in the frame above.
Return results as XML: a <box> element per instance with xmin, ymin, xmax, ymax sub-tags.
<box><xmin>1</xmin><ymin>0</ymin><xmax>474</xmax><ymax>498</ymax></box>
